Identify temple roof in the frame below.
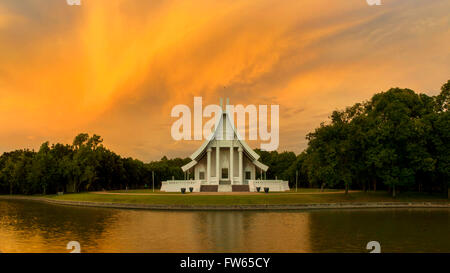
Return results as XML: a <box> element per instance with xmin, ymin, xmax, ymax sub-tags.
<box><xmin>181</xmin><ymin>106</ymin><xmax>268</xmax><ymax>172</ymax></box>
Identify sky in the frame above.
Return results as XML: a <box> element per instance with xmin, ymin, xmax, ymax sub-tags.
<box><xmin>0</xmin><ymin>0</ymin><xmax>449</xmax><ymax>161</ymax></box>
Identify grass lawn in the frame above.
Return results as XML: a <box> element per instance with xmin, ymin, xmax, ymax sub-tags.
<box><xmin>47</xmin><ymin>191</ymin><xmax>450</xmax><ymax>206</ymax></box>
<box><xmin>108</xmin><ymin>188</ymin><xmax>339</xmax><ymax>194</ymax></box>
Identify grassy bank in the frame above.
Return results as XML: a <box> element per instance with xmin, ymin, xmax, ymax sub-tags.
<box><xmin>46</xmin><ymin>191</ymin><xmax>450</xmax><ymax>206</ymax></box>
<box><xmin>107</xmin><ymin>188</ymin><xmax>340</xmax><ymax>194</ymax></box>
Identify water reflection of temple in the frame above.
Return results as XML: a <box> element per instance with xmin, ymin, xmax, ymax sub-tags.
<box><xmin>97</xmin><ymin>210</ymin><xmax>312</xmax><ymax>252</ymax></box>
<box><xmin>194</xmin><ymin>211</ymin><xmax>311</xmax><ymax>252</ymax></box>
<box><xmin>0</xmin><ymin>200</ymin><xmax>313</xmax><ymax>253</ymax></box>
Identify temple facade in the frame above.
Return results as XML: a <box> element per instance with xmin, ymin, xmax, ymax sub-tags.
<box><xmin>161</xmin><ymin>103</ymin><xmax>289</xmax><ymax>192</ymax></box>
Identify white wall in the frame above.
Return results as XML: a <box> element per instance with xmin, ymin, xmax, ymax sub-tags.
<box><xmin>160</xmin><ymin>180</ymin><xmax>202</xmax><ymax>192</ymax></box>
<box><xmin>161</xmin><ymin>180</ymin><xmax>289</xmax><ymax>192</ymax></box>
<box><xmin>243</xmin><ymin>156</ymin><xmax>255</xmax><ymax>180</ymax></box>
<box><xmin>195</xmin><ymin>157</ymin><xmax>207</xmax><ymax>180</ymax></box>
<box><xmin>249</xmin><ymin>180</ymin><xmax>290</xmax><ymax>192</ymax></box>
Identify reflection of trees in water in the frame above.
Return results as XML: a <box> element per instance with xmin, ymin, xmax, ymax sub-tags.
<box><xmin>11</xmin><ymin>202</ymin><xmax>447</xmax><ymax>253</ymax></box>
<box><xmin>307</xmin><ymin>209</ymin><xmax>450</xmax><ymax>253</ymax></box>
<box><xmin>0</xmin><ymin>200</ymin><xmax>118</xmax><ymax>252</ymax></box>
<box><xmin>194</xmin><ymin>211</ymin><xmax>311</xmax><ymax>252</ymax></box>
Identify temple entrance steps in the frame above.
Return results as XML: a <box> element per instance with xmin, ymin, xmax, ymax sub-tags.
<box><xmin>199</xmin><ymin>184</ymin><xmax>249</xmax><ymax>192</ymax></box>
<box><xmin>218</xmin><ymin>185</ymin><xmax>232</xmax><ymax>192</ymax></box>
<box><xmin>200</xmin><ymin>185</ymin><xmax>218</xmax><ymax>192</ymax></box>
<box><xmin>232</xmin><ymin>185</ymin><xmax>250</xmax><ymax>192</ymax></box>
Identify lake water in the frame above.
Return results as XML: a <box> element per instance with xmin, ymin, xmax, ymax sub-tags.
<box><xmin>0</xmin><ymin>199</ymin><xmax>448</xmax><ymax>253</ymax></box>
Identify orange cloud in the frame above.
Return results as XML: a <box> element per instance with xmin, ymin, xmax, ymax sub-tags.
<box><xmin>0</xmin><ymin>0</ymin><xmax>449</xmax><ymax>160</ymax></box>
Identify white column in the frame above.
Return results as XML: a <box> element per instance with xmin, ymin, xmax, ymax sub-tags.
<box><xmin>238</xmin><ymin>147</ymin><xmax>243</xmax><ymax>184</ymax></box>
<box><xmin>207</xmin><ymin>148</ymin><xmax>211</xmax><ymax>184</ymax></box>
<box><xmin>229</xmin><ymin>144</ymin><xmax>234</xmax><ymax>184</ymax></box>
<box><xmin>216</xmin><ymin>143</ymin><xmax>220</xmax><ymax>184</ymax></box>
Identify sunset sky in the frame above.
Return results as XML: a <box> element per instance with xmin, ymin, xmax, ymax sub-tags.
<box><xmin>0</xmin><ymin>0</ymin><xmax>449</xmax><ymax>161</ymax></box>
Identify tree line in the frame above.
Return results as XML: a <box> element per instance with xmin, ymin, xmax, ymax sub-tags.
<box><xmin>259</xmin><ymin>80</ymin><xmax>449</xmax><ymax>198</ymax></box>
<box><xmin>0</xmin><ymin>80</ymin><xmax>448</xmax><ymax>197</ymax></box>
<box><xmin>0</xmin><ymin>133</ymin><xmax>189</xmax><ymax>194</ymax></box>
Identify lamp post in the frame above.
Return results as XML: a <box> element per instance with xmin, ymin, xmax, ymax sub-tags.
<box><xmin>296</xmin><ymin>170</ymin><xmax>298</xmax><ymax>192</ymax></box>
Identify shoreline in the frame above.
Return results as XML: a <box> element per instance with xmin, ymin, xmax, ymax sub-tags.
<box><xmin>1</xmin><ymin>195</ymin><xmax>449</xmax><ymax>211</ymax></box>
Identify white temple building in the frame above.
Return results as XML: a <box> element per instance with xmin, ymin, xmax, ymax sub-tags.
<box><xmin>161</xmin><ymin>100</ymin><xmax>290</xmax><ymax>193</ymax></box>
